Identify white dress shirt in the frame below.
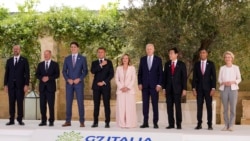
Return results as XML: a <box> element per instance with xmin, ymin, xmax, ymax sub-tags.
<box><xmin>45</xmin><ymin>59</ymin><xmax>51</xmax><ymax>68</ymax></box>
<box><xmin>14</xmin><ymin>55</ymin><xmax>20</xmax><ymax>64</ymax></box>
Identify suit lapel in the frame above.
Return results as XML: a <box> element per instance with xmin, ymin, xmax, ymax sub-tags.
<box><xmin>168</xmin><ymin>61</ymin><xmax>172</xmax><ymax>74</ymax></box>
<box><xmin>198</xmin><ymin>61</ymin><xmax>202</xmax><ymax>75</ymax></box>
<box><xmin>43</xmin><ymin>61</ymin><xmax>46</xmax><ymax>72</ymax></box>
<box><xmin>125</xmin><ymin>66</ymin><xmax>131</xmax><ymax>81</ymax></box>
<box><xmin>205</xmin><ymin>61</ymin><xmax>209</xmax><ymax>74</ymax></box>
<box><xmin>151</xmin><ymin>56</ymin><xmax>156</xmax><ymax>70</ymax></box>
<box><xmin>144</xmin><ymin>57</ymin><xmax>150</xmax><ymax>71</ymax></box>
<box><xmin>70</xmin><ymin>55</ymin><xmax>74</xmax><ymax>69</ymax></box>
<box><xmin>174</xmin><ymin>61</ymin><xmax>179</xmax><ymax>74</ymax></box>
<box><xmin>46</xmin><ymin>61</ymin><xmax>53</xmax><ymax>72</ymax></box>
<box><xmin>76</xmin><ymin>54</ymin><xmax>80</xmax><ymax>65</ymax></box>
<box><xmin>11</xmin><ymin>57</ymin><xmax>15</xmax><ymax>67</ymax></box>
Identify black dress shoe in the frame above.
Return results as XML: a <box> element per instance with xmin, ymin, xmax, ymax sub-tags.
<box><xmin>39</xmin><ymin>122</ymin><xmax>47</xmax><ymax>126</ymax></box>
<box><xmin>49</xmin><ymin>122</ymin><xmax>54</xmax><ymax>126</ymax></box>
<box><xmin>140</xmin><ymin>124</ymin><xmax>149</xmax><ymax>128</ymax></box>
<box><xmin>153</xmin><ymin>124</ymin><xmax>159</xmax><ymax>129</ymax></box>
<box><xmin>6</xmin><ymin>122</ymin><xmax>15</xmax><ymax>126</ymax></box>
<box><xmin>177</xmin><ymin>126</ymin><xmax>182</xmax><ymax>129</ymax></box>
<box><xmin>208</xmin><ymin>126</ymin><xmax>213</xmax><ymax>130</ymax></box>
<box><xmin>18</xmin><ymin>121</ymin><xmax>25</xmax><ymax>126</ymax></box>
<box><xmin>166</xmin><ymin>126</ymin><xmax>174</xmax><ymax>129</ymax></box>
<box><xmin>91</xmin><ymin>123</ymin><xmax>98</xmax><ymax>128</ymax></box>
<box><xmin>105</xmin><ymin>124</ymin><xmax>110</xmax><ymax>128</ymax></box>
<box><xmin>195</xmin><ymin>125</ymin><xmax>202</xmax><ymax>130</ymax></box>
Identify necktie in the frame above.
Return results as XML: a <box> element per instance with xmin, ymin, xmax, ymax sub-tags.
<box><xmin>171</xmin><ymin>62</ymin><xmax>175</xmax><ymax>75</ymax></box>
<box><xmin>201</xmin><ymin>61</ymin><xmax>205</xmax><ymax>75</ymax></box>
<box><xmin>45</xmin><ymin>61</ymin><xmax>49</xmax><ymax>72</ymax></box>
<box><xmin>99</xmin><ymin>59</ymin><xmax>103</xmax><ymax>64</ymax></box>
<box><xmin>72</xmin><ymin>55</ymin><xmax>76</xmax><ymax>68</ymax></box>
<box><xmin>14</xmin><ymin>58</ymin><xmax>18</xmax><ymax>66</ymax></box>
<box><xmin>148</xmin><ymin>56</ymin><xmax>152</xmax><ymax>70</ymax></box>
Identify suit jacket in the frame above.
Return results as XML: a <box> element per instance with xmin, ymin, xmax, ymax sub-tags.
<box><xmin>35</xmin><ymin>60</ymin><xmax>60</xmax><ymax>92</ymax></box>
<box><xmin>192</xmin><ymin>60</ymin><xmax>216</xmax><ymax>91</ymax></box>
<box><xmin>138</xmin><ymin>55</ymin><xmax>163</xmax><ymax>89</ymax></box>
<box><xmin>4</xmin><ymin>56</ymin><xmax>30</xmax><ymax>89</ymax></box>
<box><xmin>62</xmin><ymin>54</ymin><xmax>88</xmax><ymax>86</ymax></box>
<box><xmin>91</xmin><ymin>59</ymin><xmax>114</xmax><ymax>90</ymax></box>
<box><xmin>115</xmin><ymin>65</ymin><xmax>136</xmax><ymax>95</ymax></box>
<box><xmin>162</xmin><ymin>60</ymin><xmax>187</xmax><ymax>94</ymax></box>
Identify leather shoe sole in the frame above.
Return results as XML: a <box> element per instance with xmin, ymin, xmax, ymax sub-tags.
<box><xmin>62</xmin><ymin>122</ymin><xmax>71</xmax><ymax>127</ymax></box>
<box><xmin>208</xmin><ymin>126</ymin><xmax>213</xmax><ymax>130</ymax></box>
<box><xmin>195</xmin><ymin>126</ymin><xmax>202</xmax><ymax>130</ymax></box>
<box><xmin>166</xmin><ymin>126</ymin><xmax>175</xmax><ymax>129</ymax></box>
<box><xmin>177</xmin><ymin>126</ymin><xmax>182</xmax><ymax>129</ymax></box>
<box><xmin>49</xmin><ymin>123</ymin><xmax>54</xmax><ymax>126</ymax></box>
<box><xmin>140</xmin><ymin>125</ymin><xmax>149</xmax><ymax>128</ymax></box>
<box><xmin>91</xmin><ymin>124</ymin><xmax>98</xmax><ymax>128</ymax></box>
<box><xmin>39</xmin><ymin>123</ymin><xmax>47</xmax><ymax>126</ymax></box>
<box><xmin>105</xmin><ymin>124</ymin><xmax>110</xmax><ymax>128</ymax></box>
<box><xmin>80</xmin><ymin>123</ymin><xmax>85</xmax><ymax>127</ymax></box>
<box><xmin>6</xmin><ymin>122</ymin><xmax>15</xmax><ymax>126</ymax></box>
<box><xmin>18</xmin><ymin>122</ymin><xmax>25</xmax><ymax>126</ymax></box>
<box><xmin>154</xmin><ymin>124</ymin><xmax>159</xmax><ymax>129</ymax></box>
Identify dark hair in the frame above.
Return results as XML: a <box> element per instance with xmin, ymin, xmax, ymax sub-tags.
<box><xmin>168</xmin><ymin>47</ymin><xmax>179</xmax><ymax>54</ymax></box>
<box><xmin>70</xmin><ymin>41</ymin><xmax>79</xmax><ymax>47</ymax></box>
<box><xmin>120</xmin><ymin>54</ymin><xmax>131</xmax><ymax>65</ymax></box>
<box><xmin>97</xmin><ymin>47</ymin><xmax>106</xmax><ymax>52</ymax></box>
<box><xmin>198</xmin><ymin>47</ymin><xmax>208</xmax><ymax>53</ymax></box>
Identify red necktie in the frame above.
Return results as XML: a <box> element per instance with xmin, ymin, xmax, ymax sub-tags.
<box><xmin>171</xmin><ymin>62</ymin><xmax>175</xmax><ymax>75</ymax></box>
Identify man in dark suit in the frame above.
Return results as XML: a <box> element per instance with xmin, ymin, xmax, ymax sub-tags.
<box><xmin>163</xmin><ymin>47</ymin><xmax>187</xmax><ymax>130</ymax></box>
<box><xmin>35</xmin><ymin>50</ymin><xmax>59</xmax><ymax>126</ymax></box>
<box><xmin>91</xmin><ymin>47</ymin><xmax>114</xmax><ymax>128</ymax></box>
<box><xmin>138</xmin><ymin>43</ymin><xmax>163</xmax><ymax>129</ymax></box>
<box><xmin>192</xmin><ymin>48</ymin><xmax>216</xmax><ymax>130</ymax></box>
<box><xmin>62</xmin><ymin>41</ymin><xmax>88</xmax><ymax>127</ymax></box>
<box><xmin>4</xmin><ymin>45</ymin><xmax>30</xmax><ymax>126</ymax></box>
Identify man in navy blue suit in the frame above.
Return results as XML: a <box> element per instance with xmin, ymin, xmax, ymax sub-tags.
<box><xmin>62</xmin><ymin>41</ymin><xmax>88</xmax><ymax>127</ymax></box>
<box><xmin>35</xmin><ymin>50</ymin><xmax>60</xmax><ymax>126</ymax></box>
<box><xmin>138</xmin><ymin>43</ymin><xmax>163</xmax><ymax>129</ymax></box>
<box><xmin>4</xmin><ymin>45</ymin><xmax>30</xmax><ymax>126</ymax></box>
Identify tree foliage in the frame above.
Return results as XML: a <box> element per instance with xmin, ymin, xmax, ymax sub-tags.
<box><xmin>0</xmin><ymin>0</ymin><xmax>125</xmax><ymax>90</ymax></box>
<box><xmin>0</xmin><ymin>6</ymin><xmax>9</xmax><ymax>20</ymax></box>
<box><xmin>124</xmin><ymin>0</ymin><xmax>250</xmax><ymax>80</ymax></box>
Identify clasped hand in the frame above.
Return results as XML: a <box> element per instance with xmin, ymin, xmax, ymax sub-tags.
<box><xmin>67</xmin><ymin>78</ymin><xmax>81</xmax><ymax>85</ymax></box>
<box><xmin>120</xmin><ymin>87</ymin><xmax>130</xmax><ymax>93</ymax></box>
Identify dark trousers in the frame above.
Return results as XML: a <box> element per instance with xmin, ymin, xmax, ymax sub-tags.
<box><xmin>142</xmin><ymin>88</ymin><xmax>159</xmax><ymax>125</ymax></box>
<box><xmin>167</xmin><ymin>87</ymin><xmax>182</xmax><ymax>127</ymax></box>
<box><xmin>8</xmin><ymin>84</ymin><xmax>24</xmax><ymax>122</ymax></box>
<box><xmin>196</xmin><ymin>89</ymin><xmax>212</xmax><ymax>126</ymax></box>
<box><xmin>39</xmin><ymin>88</ymin><xmax>55</xmax><ymax>123</ymax></box>
<box><xmin>93</xmin><ymin>87</ymin><xmax>111</xmax><ymax>124</ymax></box>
